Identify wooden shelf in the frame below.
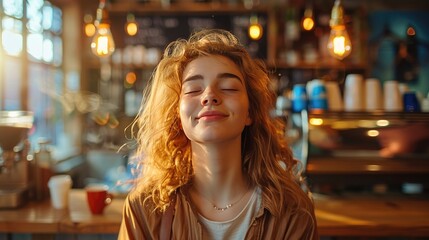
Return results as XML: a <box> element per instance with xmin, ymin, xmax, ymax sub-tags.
<box><xmin>309</xmin><ymin>111</ymin><xmax>429</xmax><ymax>121</ymax></box>
<box><xmin>270</xmin><ymin>61</ymin><xmax>367</xmax><ymax>71</ymax></box>
<box><xmin>307</xmin><ymin>157</ymin><xmax>429</xmax><ymax>175</ymax></box>
<box><xmin>108</xmin><ymin>2</ymin><xmax>269</xmax><ymax>14</ymax></box>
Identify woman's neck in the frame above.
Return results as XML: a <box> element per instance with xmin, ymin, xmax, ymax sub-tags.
<box><xmin>190</xmin><ymin>138</ymin><xmax>247</xmax><ymax>201</ymax></box>
<box><xmin>188</xmin><ymin>142</ymin><xmax>253</xmax><ymax>221</ymax></box>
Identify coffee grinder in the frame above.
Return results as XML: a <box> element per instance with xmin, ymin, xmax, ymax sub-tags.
<box><xmin>0</xmin><ymin>111</ymin><xmax>34</xmax><ymax>208</ymax></box>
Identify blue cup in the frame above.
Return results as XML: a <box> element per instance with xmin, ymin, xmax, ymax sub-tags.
<box><xmin>309</xmin><ymin>84</ymin><xmax>328</xmax><ymax>111</ymax></box>
<box><xmin>403</xmin><ymin>92</ymin><xmax>421</xmax><ymax>112</ymax></box>
<box><xmin>291</xmin><ymin>84</ymin><xmax>308</xmax><ymax>112</ymax></box>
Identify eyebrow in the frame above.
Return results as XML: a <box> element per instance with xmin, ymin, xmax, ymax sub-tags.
<box><xmin>183</xmin><ymin>72</ymin><xmax>243</xmax><ymax>84</ymax></box>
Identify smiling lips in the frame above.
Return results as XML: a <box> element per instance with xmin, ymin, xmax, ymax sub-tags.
<box><xmin>196</xmin><ymin>111</ymin><xmax>228</xmax><ymax>121</ymax></box>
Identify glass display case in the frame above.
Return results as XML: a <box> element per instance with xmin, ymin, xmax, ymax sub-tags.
<box><xmin>291</xmin><ymin>111</ymin><xmax>429</xmax><ymax>195</ymax></box>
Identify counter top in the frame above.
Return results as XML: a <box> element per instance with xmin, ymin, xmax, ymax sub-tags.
<box><xmin>0</xmin><ymin>190</ymin><xmax>122</xmax><ymax>234</ymax></box>
<box><xmin>60</xmin><ymin>190</ymin><xmax>123</xmax><ymax>234</ymax></box>
<box><xmin>0</xmin><ymin>198</ymin><xmax>64</xmax><ymax>233</ymax></box>
<box><xmin>1</xmin><ymin>190</ymin><xmax>429</xmax><ymax>237</ymax></box>
<box><xmin>314</xmin><ymin>193</ymin><xmax>429</xmax><ymax>237</ymax></box>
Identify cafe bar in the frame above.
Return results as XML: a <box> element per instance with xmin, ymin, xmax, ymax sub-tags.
<box><xmin>1</xmin><ymin>0</ymin><xmax>429</xmax><ymax>239</ymax></box>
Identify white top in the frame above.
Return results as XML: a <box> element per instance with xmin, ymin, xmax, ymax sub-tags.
<box><xmin>199</xmin><ymin>187</ymin><xmax>262</xmax><ymax>240</ymax></box>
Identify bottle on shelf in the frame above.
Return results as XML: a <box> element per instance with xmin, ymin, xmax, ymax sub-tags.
<box><xmin>34</xmin><ymin>138</ymin><xmax>54</xmax><ymax>201</ymax></box>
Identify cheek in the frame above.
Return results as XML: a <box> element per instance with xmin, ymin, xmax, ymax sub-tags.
<box><xmin>179</xmin><ymin>99</ymin><xmax>194</xmax><ymax>125</ymax></box>
<box><xmin>232</xmin><ymin>98</ymin><xmax>252</xmax><ymax>125</ymax></box>
<box><xmin>179</xmin><ymin>100</ymin><xmax>186</xmax><ymax>122</ymax></box>
<box><xmin>179</xmin><ymin>99</ymin><xmax>197</xmax><ymax>139</ymax></box>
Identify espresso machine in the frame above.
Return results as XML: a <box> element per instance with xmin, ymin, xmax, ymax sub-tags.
<box><xmin>0</xmin><ymin>111</ymin><xmax>34</xmax><ymax>208</ymax></box>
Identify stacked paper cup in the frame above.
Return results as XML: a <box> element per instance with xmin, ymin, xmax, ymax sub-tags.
<box><xmin>383</xmin><ymin>80</ymin><xmax>403</xmax><ymax>112</ymax></box>
<box><xmin>344</xmin><ymin>74</ymin><xmax>365</xmax><ymax>112</ymax></box>
<box><xmin>325</xmin><ymin>81</ymin><xmax>343</xmax><ymax>111</ymax></box>
<box><xmin>365</xmin><ymin>78</ymin><xmax>383</xmax><ymax>111</ymax></box>
<box><xmin>422</xmin><ymin>91</ymin><xmax>429</xmax><ymax>112</ymax></box>
<box><xmin>48</xmin><ymin>175</ymin><xmax>72</xmax><ymax>209</ymax></box>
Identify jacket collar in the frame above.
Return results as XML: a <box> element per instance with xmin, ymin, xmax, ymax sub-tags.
<box><xmin>255</xmin><ymin>187</ymin><xmax>277</xmax><ymax>219</ymax></box>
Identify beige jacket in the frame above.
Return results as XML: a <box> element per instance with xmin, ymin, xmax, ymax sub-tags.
<box><xmin>118</xmin><ymin>186</ymin><xmax>319</xmax><ymax>240</ymax></box>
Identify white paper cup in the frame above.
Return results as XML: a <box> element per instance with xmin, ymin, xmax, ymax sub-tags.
<box><xmin>421</xmin><ymin>98</ymin><xmax>429</xmax><ymax>112</ymax></box>
<box><xmin>325</xmin><ymin>81</ymin><xmax>343</xmax><ymax>111</ymax></box>
<box><xmin>48</xmin><ymin>175</ymin><xmax>72</xmax><ymax>209</ymax></box>
<box><xmin>365</xmin><ymin>78</ymin><xmax>383</xmax><ymax>111</ymax></box>
<box><xmin>344</xmin><ymin>74</ymin><xmax>365</xmax><ymax>111</ymax></box>
<box><xmin>383</xmin><ymin>80</ymin><xmax>402</xmax><ymax>112</ymax></box>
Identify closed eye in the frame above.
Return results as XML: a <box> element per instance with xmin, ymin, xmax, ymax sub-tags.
<box><xmin>184</xmin><ymin>90</ymin><xmax>202</xmax><ymax>95</ymax></box>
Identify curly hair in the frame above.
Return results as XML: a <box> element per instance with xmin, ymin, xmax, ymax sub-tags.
<box><xmin>132</xmin><ymin>29</ymin><xmax>308</xmax><ymax>214</ymax></box>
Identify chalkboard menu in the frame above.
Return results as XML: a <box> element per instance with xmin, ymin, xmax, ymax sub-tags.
<box><xmin>119</xmin><ymin>12</ymin><xmax>268</xmax><ymax>59</ymax></box>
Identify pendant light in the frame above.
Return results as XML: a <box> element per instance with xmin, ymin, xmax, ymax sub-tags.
<box><xmin>125</xmin><ymin>13</ymin><xmax>138</xmax><ymax>36</ymax></box>
<box><xmin>327</xmin><ymin>0</ymin><xmax>351</xmax><ymax>60</ymax></box>
<box><xmin>248</xmin><ymin>14</ymin><xmax>263</xmax><ymax>41</ymax></box>
<box><xmin>301</xmin><ymin>5</ymin><xmax>314</xmax><ymax>31</ymax></box>
<box><xmin>84</xmin><ymin>14</ymin><xmax>96</xmax><ymax>37</ymax></box>
<box><xmin>91</xmin><ymin>0</ymin><xmax>115</xmax><ymax>58</ymax></box>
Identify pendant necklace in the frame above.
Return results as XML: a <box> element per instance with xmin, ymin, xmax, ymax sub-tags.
<box><xmin>194</xmin><ymin>183</ymin><xmax>250</xmax><ymax>212</ymax></box>
<box><xmin>211</xmin><ymin>192</ymin><xmax>247</xmax><ymax>211</ymax></box>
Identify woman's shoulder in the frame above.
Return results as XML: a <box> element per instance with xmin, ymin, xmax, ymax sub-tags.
<box><xmin>258</xmin><ymin>185</ymin><xmax>319</xmax><ymax>239</ymax></box>
<box><xmin>285</xmin><ymin>182</ymin><xmax>315</xmax><ymax>213</ymax></box>
<box><xmin>126</xmin><ymin>187</ymin><xmax>147</xmax><ymax>205</ymax></box>
<box><xmin>124</xmin><ymin>188</ymin><xmax>158</xmax><ymax>216</ymax></box>
<box><xmin>120</xmin><ymin>188</ymin><xmax>168</xmax><ymax>239</ymax></box>
<box><xmin>123</xmin><ymin>188</ymin><xmax>166</xmax><ymax>227</ymax></box>
<box><xmin>125</xmin><ymin>186</ymin><xmax>184</xmax><ymax>214</ymax></box>
<box><xmin>126</xmin><ymin>187</ymin><xmax>145</xmax><ymax>200</ymax></box>
<box><xmin>261</xmin><ymin>179</ymin><xmax>315</xmax><ymax>214</ymax></box>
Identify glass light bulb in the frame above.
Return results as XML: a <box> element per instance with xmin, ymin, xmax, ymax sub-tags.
<box><xmin>327</xmin><ymin>25</ymin><xmax>351</xmax><ymax>60</ymax></box>
<box><xmin>248</xmin><ymin>15</ymin><xmax>263</xmax><ymax>41</ymax></box>
<box><xmin>302</xmin><ymin>17</ymin><xmax>314</xmax><ymax>31</ymax></box>
<box><xmin>301</xmin><ymin>8</ymin><xmax>314</xmax><ymax>31</ymax></box>
<box><xmin>85</xmin><ymin>23</ymin><xmax>96</xmax><ymax>37</ymax></box>
<box><xmin>126</xmin><ymin>21</ymin><xmax>138</xmax><ymax>36</ymax></box>
<box><xmin>84</xmin><ymin>14</ymin><xmax>95</xmax><ymax>37</ymax></box>
<box><xmin>248</xmin><ymin>23</ymin><xmax>263</xmax><ymax>40</ymax></box>
<box><xmin>125</xmin><ymin>13</ymin><xmax>138</xmax><ymax>36</ymax></box>
<box><xmin>91</xmin><ymin>23</ymin><xmax>115</xmax><ymax>57</ymax></box>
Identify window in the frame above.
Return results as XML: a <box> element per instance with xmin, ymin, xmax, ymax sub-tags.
<box><xmin>1</xmin><ymin>0</ymin><xmax>64</xmax><ymax>154</ymax></box>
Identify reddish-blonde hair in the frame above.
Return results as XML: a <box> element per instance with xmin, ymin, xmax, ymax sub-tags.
<box><xmin>132</xmin><ymin>29</ymin><xmax>308</xmax><ymax>213</ymax></box>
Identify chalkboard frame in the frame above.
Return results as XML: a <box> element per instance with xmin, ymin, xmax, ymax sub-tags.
<box><xmin>110</xmin><ymin>11</ymin><xmax>269</xmax><ymax>60</ymax></box>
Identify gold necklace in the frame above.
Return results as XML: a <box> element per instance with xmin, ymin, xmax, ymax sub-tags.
<box><xmin>193</xmin><ymin>183</ymin><xmax>250</xmax><ymax>212</ymax></box>
<box><xmin>211</xmin><ymin>191</ymin><xmax>248</xmax><ymax>211</ymax></box>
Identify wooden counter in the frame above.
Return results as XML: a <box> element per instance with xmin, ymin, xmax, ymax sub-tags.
<box><xmin>0</xmin><ymin>190</ymin><xmax>122</xmax><ymax>237</ymax></box>
<box><xmin>60</xmin><ymin>190</ymin><xmax>123</xmax><ymax>234</ymax></box>
<box><xmin>1</xmin><ymin>190</ymin><xmax>429</xmax><ymax>238</ymax></box>
<box><xmin>0</xmin><ymin>198</ymin><xmax>65</xmax><ymax>233</ymax></box>
<box><xmin>313</xmin><ymin>193</ymin><xmax>429</xmax><ymax>237</ymax></box>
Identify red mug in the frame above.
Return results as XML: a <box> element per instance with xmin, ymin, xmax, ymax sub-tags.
<box><xmin>85</xmin><ymin>184</ymin><xmax>113</xmax><ymax>214</ymax></box>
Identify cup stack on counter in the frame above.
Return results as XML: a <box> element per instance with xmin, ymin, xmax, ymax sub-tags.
<box><xmin>289</xmin><ymin>74</ymin><xmax>428</xmax><ymax>113</ymax></box>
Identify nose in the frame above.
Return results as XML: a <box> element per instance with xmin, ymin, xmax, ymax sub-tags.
<box><xmin>201</xmin><ymin>89</ymin><xmax>221</xmax><ymax>106</ymax></box>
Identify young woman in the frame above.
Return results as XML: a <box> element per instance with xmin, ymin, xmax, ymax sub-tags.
<box><xmin>118</xmin><ymin>29</ymin><xmax>318</xmax><ymax>239</ymax></box>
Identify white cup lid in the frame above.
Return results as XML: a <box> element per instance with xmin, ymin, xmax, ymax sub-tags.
<box><xmin>48</xmin><ymin>175</ymin><xmax>72</xmax><ymax>188</ymax></box>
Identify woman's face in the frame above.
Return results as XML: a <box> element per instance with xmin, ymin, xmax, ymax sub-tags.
<box><xmin>179</xmin><ymin>55</ymin><xmax>252</xmax><ymax>144</ymax></box>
